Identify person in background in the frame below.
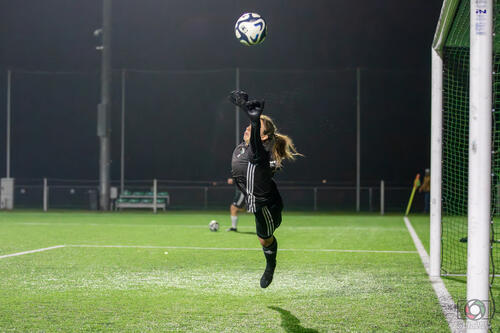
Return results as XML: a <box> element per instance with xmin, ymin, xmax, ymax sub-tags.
<box><xmin>227</xmin><ymin>177</ymin><xmax>245</xmax><ymax>232</ymax></box>
<box><xmin>419</xmin><ymin>168</ymin><xmax>431</xmax><ymax>213</ymax></box>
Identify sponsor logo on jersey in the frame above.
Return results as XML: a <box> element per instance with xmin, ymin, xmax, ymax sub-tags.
<box><xmin>237</xmin><ymin>147</ymin><xmax>246</xmax><ymax>158</ymax></box>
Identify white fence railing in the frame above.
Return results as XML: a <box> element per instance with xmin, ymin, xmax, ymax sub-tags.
<box><xmin>3</xmin><ymin>178</ymin><xmax>419</xmax><ymax>213</ymax></box>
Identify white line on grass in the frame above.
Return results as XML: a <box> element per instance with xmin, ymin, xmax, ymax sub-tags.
<box><xmin>0</xmin><ymin>245</ymin><xmax>65</xmax><ymax>259</ymax></box>
<box><xmin>403</xmin><ymin>216</ymin><xmax>464</xmax><ymax>333</ymax></box>
<box><xmin>0</xmin><ymin>244</ymin><xmax>416</xmax><ymax>260</ymax></box>
<box><xmin>65</xmin><ymin>244</ymin><xmax>416</xmax><ymax>253</ymax></box>
<box><xmin>14</xmin><ymin>222</ymin><xmax>407</xmax><ymax>231</ymax></box>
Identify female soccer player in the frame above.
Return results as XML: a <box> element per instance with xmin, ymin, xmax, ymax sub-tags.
<box><xmin>229</xmin><ymin>90</ymin><xmax>301</xmax><ymax>288</ymax></box>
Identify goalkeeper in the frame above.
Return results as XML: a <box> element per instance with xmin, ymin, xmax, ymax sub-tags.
<box><xmin>228</xmin><ymin>90</ymin><xmax>302</xmax><ymax>288</ymax></box>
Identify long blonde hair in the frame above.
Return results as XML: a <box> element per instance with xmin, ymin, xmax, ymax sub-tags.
<box><xmin>261</xmin><ymin>114</ymin><xmax>303</xmax><ymax>168</ymax></box>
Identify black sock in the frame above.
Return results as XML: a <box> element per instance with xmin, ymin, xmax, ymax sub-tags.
<box><xmin>262</xmin><ymin>237</ymin><xmax>278</xmax><ymax>269</ymax></box>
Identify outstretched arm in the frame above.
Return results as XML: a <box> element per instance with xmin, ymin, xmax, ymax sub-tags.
<box><xmin>248</xmin><ymin>108</ymin><xmax>268</xmax><ymax>164</ymax></box>
<box><xmin>229</xmin><ymin>90</ymin><xmax>268</xmax><ymax>164</ymax></box>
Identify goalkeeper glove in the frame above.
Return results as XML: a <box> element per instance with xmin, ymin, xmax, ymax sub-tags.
<box><xmin>228</xmin><ymin>90</ymin><xmax>265</xmax><ymax>122</ymax></box>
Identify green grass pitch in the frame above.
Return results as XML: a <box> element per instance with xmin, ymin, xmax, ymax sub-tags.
<box><xmin>0</xmin><ymin>211</ymin><xmax>453</xmax><ymax>332</ymax></box>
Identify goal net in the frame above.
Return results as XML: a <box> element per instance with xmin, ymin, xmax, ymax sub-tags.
<box><xmin>438</xmin><ymin>0</ymin><xmax>500</xmax><ymax>277</ymax></box>
<box><xmin>434</xmin><ymin>0</ymin><xmax>500</xmax><ymax>327</ymax></box>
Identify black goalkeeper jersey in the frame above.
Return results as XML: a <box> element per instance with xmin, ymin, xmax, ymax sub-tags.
<box><xmin>231</xmin><ymin>121</ymin><xmax>281</xmax><ymax>213</ymax></box>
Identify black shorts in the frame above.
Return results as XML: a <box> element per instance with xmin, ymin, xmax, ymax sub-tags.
<box><xmin>254</xmin><ymin>201</ymin><xmax>283</xmax><ymax>239</ymax></box>
<box><xmin>232</xmin><ymin>190</ymin><xmax>246</xmax><ymax>209</ymax></box>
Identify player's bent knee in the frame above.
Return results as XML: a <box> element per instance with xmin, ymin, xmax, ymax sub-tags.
<box><xmin>258</xmin><ymin>236</ymin><xmax>274</xmax><ymax>247</ymax></box>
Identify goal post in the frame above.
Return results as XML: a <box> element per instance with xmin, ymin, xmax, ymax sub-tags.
<box><xmin>430</xmin><ymin>0</ymin><xmax>461</xmax><ymax>279</ymax></box>
<box><xmin>431</xmin><ymin>0</ymin><xmax>494</xmax><ymax>331</ymax></box>
<box><xmin>430</xmin><ymin>47</ymin><xmax>443</xmax><ymax>278</ymax></box>
<box><xmin>467</xmin><ymin>0</ymin><xmax>492</xmax><ymax>331</ymax></box>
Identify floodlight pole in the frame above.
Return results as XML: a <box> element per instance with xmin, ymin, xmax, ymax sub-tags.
<box><xmin>467</xmin><ymin>0</ymin><xmax>492</xmax><ymax>331</ymax></box>
<box><xmin>98</xmin><ymin>0</ymin><xmax>112</xmax><ymax>211</ymax></box>
<box><xmin>6</xmin><ymin>70</ymin><xmax>11</xmax><ymax>178</ymax></box>
<box><xmin>120</xmin><ymin>69</ymin><xmax>126</xmax><ymax>194</ymax></box>
<box><xmin>430</xmin><ymin>48</ymin><xmax>442</xmax><ymax>278</ymax></box>
<box><xmin>356</xmin><ymin>67</ymin><xmax>361</xmax><ymax>212</ymax></box>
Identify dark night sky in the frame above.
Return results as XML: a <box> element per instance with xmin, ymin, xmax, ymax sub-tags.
<box><xmin>0</xmin><ymin>1</ymin><xmax>442</xmax><ymax>70</ymax></box>
<box><xmin>0</xmin><ymin>0</ymin><xmax>444</xmax><ymax>185</ymax></box>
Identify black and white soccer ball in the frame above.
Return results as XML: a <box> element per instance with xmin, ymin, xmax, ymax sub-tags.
<box><xmin>234</xmin><ymin>13</ymin><xmax>267</xmax><ymax>46</ymax></box>
<box><xmin>209</xmin><ymin>220</ymin><xmax>219</xmax><ymax>232</ymax></box>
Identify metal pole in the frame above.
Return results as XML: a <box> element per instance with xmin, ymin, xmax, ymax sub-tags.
<box><xmin>6</xmin><ymin>70</ymin><xmax>11</xmax><ymax>178</ymax></box>
<box><xmin>369</xmin><ymin>187</ymin><xmax>373</xmax><ymax>212</ymax></box>
<box><xmin>153</xmin><ymin>179</ymin><xmax>157</xmax><ymax>214</ymax></box>
<box><xmin>98</xmin><ymin>0</ymin><xmax>112</xmax><ymax>211</ymax></box>
<box><xmin>430</xmin><ymin>48</ymin><xmax>443</xmax><ymax>278</ymax></box>
<box><xmin>313</xmin><ymin>187</ymin><xmax>318</xmax><ymax>211</ymax></box>
<box><xmin>204</xmin><ymin>187</ymin><xmax>208</xmax><ymax>209</ymax></box>
<box><xmin>467</xmin><ymin>0</ymin><xmax>492</xmax><ymax>331</ymax></box>
<box><xmin>356</xmin><ymin>67</ymin><xmax>361</xmax><ymax>212</ymax></box>
<box><xmin>235</xmin><ymin>67</ymin><xmax>240</xmax><ymax>145</ymax></box>
<box><xmin>120</xmin><ymin>69</ymin><xmax>125</xmax><ymax>194</ymax></box>
<box><xmin>380</xmin><ymin>180</ymin><xmax>385</xmax><ymax>215</ymax></box>
<box><xmin>43</xmin><ymin>178</ymin><xmax>48</xmax><ymax>212</ymax></box>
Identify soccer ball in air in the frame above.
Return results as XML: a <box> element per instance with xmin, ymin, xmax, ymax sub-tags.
<box><xmin>235</xmin><ymin>13</ymin><xmax>267</xmax><ymax>46</ymax></box>
<box><xmin>209</xmin><ymin>220</ymin><xmax>219</xmax><ymax>232</ymax></box>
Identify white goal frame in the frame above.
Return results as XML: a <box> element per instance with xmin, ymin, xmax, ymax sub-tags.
<box><xmin>431</xmin><ymin>0</ymin><xmax>492</xmax><ymax>331</ymax></box>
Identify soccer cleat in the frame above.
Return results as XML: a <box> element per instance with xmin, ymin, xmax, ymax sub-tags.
<box><xmin>226</xmin><ymin>227</ymin><xmax>238</xmax><ymax>232</ymax></box>
<box><xmin>260</xmin><ymin>263</ymin><xmax>276</xmax><ymax>288</ymax></box>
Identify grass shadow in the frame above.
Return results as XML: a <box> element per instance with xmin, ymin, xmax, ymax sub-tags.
<box><xmin>443</xmin><ymin>275</ymin><xmax>500</xmax><ymax>291</ymax></box>
<box><xmin>236</xmin><ymin>231</ymin><xmax>257</xmax><ymax>235</ymax></box>
<box><xmin>442</xmin><ymin>276</ymin><xmax>466</xmax><ymax>285</ymax></box>
<box><xmin>268</xmin><ymin>306</ymin><xmax>318</xmax><ymax>333</ymax></box>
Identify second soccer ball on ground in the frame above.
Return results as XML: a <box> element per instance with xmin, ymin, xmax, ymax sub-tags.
<box><xmin>209</xmin><ymin>220</ymin><xmax>219</xmax><ymax>232</ymax></box>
